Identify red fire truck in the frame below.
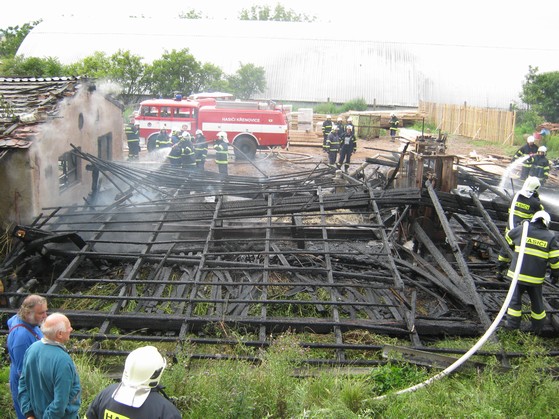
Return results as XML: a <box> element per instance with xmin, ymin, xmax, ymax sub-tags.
<box><xmin>134</xmin><ymin>95</ymin><xmax>289</xmax><ymax>159</ymax></box>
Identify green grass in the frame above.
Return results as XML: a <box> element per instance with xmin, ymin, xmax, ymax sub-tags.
<box><xmin>3</xmin><ymin>332</ymin><xmax>559</xmax><ymax>418</ymax></box>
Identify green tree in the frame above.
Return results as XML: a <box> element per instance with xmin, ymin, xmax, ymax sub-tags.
<box><xmin>0</xmin><ymin>20</ymin><xmax>41</xmax><ymax>58</ymax></box>
<box><xmin>195</xmin><ymin>63</ymin><xmax>229</xmax><ymax>93</ymax></box>
<box><xmin>178</xmin><ymin>9</ymin><xmax>203</xmax><ymax>19</ymax></box>
<box><xmin>0</xmin><ymin>55</ymin><xmax>65</xmax><ymax>77</ymax></box>
<box><xmin>239</xmin><ymin>3</ymin><xmax>316</xmax><ymax>22</ymax></box>
<box><xmin>227</xmin><ymin>63</ymin><xmax>266</xmax><ymax>99</ymax></box>
<box><xmin>145</xmin><ymin>49</ymin><xmax>202</xmax><ymax>97</ymax></box>
<box><xmin>65</xmin><ymin>51</ymin><xmax>111</xmax><ymax>78</ymax></box>
<box><xmin>520</xmin><ymin>65</ymin><xmax>559</xmax><ymax>123</ymax></box>
<box><xmin>107</xmin><ymin>50</ymin><xmax>149</xmax><ymax>105</ymax></box>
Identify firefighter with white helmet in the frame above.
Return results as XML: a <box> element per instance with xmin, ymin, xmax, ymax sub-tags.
<box><xmin>324</xmin><ymin>124</ymin><xmax>341</xmax><ymax>166</ymax></box>
<box><xmin>497</xmin><ymin>175</ymin><xmax>545</xmax><ymax>279</ymax></box>
<box><xmin>498</xmin><ymin>210</ymin><xmax>559</xmax><ymax>333</ymax></box>
<box><xmin>346</xmin><ymin>116</ymin><xmax>355</xmax><ymax>136</ymax></box>
<box><xmin>194</xmin><ymin>129</ymin><xmax>208</xmax><ymax>171</ymax></box>
<box><xmin>528</xmin><ymin>145</ymin><xmax>550</xmax><ymax>185</ymax></box>
<box><xmin>214</xmin><ymin>131</ymin><xmax>229</xmax><ymax>175</ymax></box>
<box><xmin>512</xmin><ymin>135</ymin><xmax>539</xmax><ymax>180</ymax></box>
<box><xmin>181</xmin><ymin>132</ymin><xmax>196</xmax><ymax>170</ymax></box>
<box><xmin>334</xmin><ymin>116</ymin><xmax>343</xmax><ymax>133</ymax></box>
<box><xmin>85</xmin><ymin>346</ymin><xmax>181</xmax><ymax>418</ymax></box>
<box><xmin>338</xmin><ymin>124</ymin><xmax>357</xmax><ymax>173</ymax></box>
<box><xmin>510</xmin><ymin>176</ymin><xmax>544</xmax><ymax>226</ymax></box>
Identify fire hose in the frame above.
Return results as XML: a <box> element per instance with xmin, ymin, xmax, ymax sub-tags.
<box><xmin>374</xmin><ymin>219</ymin><xmax>530</xmax><ymax>400</ymax></box>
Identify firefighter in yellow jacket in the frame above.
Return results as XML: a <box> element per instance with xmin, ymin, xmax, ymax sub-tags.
<box><xmin>499</xmin><ymin>211</ymin><xmax>559</xmax><ymax>333</ymax></box>
<box><xmin>214</xmin><ymin>131</ymin><xmax>229</xmax><ymax>175</ymax></box>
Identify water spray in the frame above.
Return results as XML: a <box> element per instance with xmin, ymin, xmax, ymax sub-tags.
<box><xmin>374</xmin><ymin>220</ymin><xmax>530</xmax><ymax>401</ymax></box>
<box><xmin>498</xmin><ymin>155</ymin><xmax>529</xmax><ymax>190</ymax></box>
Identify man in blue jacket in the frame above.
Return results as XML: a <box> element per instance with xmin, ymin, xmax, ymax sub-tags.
<box><xmin>18</xmin><ymin>313</ymin><xmax>81</xmax><ymax>419</ymax></box>
<box><xmin>7</xmin><ymin>295</ymin><xmax>48</xmax><ymax>419</ymax></box>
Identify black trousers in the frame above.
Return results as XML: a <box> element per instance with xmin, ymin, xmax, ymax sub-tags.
<box><xmin>506</xmin><ymin>282</ymin><xmax>545</xmax><ymax>330</ymax></box>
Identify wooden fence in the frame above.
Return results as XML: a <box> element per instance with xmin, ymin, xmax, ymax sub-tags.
<box><xmin>419</xmin><ymin>101</ymin><xmax>516</xmax><ymax>145</ymax></box>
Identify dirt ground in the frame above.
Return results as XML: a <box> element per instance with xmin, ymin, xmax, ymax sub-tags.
<box><xmin>223</xmin><ymin>132</ymin><xmax>510</xmax><ymax>178</ymax></box>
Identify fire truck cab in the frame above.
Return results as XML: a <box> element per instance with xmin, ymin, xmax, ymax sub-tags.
<box><xmin>134</xmin><ymin>96</ymin><xmax>289</xmax><ymax>159</ymax></box>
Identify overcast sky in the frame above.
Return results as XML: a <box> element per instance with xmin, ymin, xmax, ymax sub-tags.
<box><xmin>3</xmin><ymin>0</ymin><xmax>557</xmax><ymax>28</ymax></box>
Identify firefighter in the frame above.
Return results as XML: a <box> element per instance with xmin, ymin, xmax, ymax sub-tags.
<box><xmin>338</xmin><ymin>124</ymin><xmax>357</xmax><ymax>173</ymax></box>
<box><xmin>181</xmin><ymin>132</ymin><xmax>196</xmax><ymax>170</ymax></box>
<box><xmin>528</xmin><ymin>146</ymin><xmax>550</xmax><ymax>186</ymax></box>
<box><xmin>498</xmin><ymin>211</ymin><xmax>559</xmax><ymax>333</ymax></box>
<box><xmin>194</xmin><ymin>129</ymin><xmax>208</xmax><ymax>171</ymax></box>
<box><xmin>512</xmin><ymin>136</ymin><xmax>538</xmax><ymax>180</ymax></box>
<box><xmin>214</xmin><ymin>131</ymin><xmax>229</xmax><ymax>175</ymax></box>
<box><xmin>497</xmin><ymin>176</ymin><xmax>544</xmax><ymax>279</ymax></box>
<box><xmin>85</xmin><ymin>346</ymin><xmax>181</xmax><ymax>419</ymax></box>
<box><xmin>346</xmin><ymin>116</ymin><xmax>355</xmax><ymax>135</ymax></box>
<box><xmin>156</xmin><ymin>128</ymin><xmax>172</xmax><ymax>149</ymax></box>
<box><xmin>389</xmin><ymin>113</ymin><xmax>399</xmax><ymax>142</ymax></box>
<box><xmin>336</xmin><ymin>116</ymin><xmax>344</xmax><ymax>134</ymax></box>
<box><xmin>324</xmin><ymin>125</ymin><xmax>340</xmax><ymax>167</ymax></box>
<box><xmin>166</xmin><ymin>140</ymin><xmax>184</xmax><ymax>167</ymax></box>
<box><xmin>322</xmin><ymin>115</ymin><xmax>333</xmax><ymax>149</ymax></box>
<box><xmin>170</xmin><ymin>130</ymin><xmax>181</xmax><ymax>145</ymax></box>
<box><xmin>125</xmin><ymin>119</ymin><xmax>140</xmax><ymax>160</ymax></box>
<box><xmin>508</xmin><ymin>176</ymin><xmax>544</xmax><ymax>229</ymax></box>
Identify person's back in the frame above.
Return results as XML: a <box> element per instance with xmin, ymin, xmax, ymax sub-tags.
<box><xmin>86</xmin><ymin>346</ymin><xmax>181</xmax><ymax>419</ymax></box>
<box><xmin>508</xmin><ymin>176</ymin><xmax>544</xmax><ymax>228</ymax></box>
<box><xmin>167</xmin><ymin>144</ymin><xmax>184</xmax><ymax>166</ymax></box>
<box><xmin>18</xmin><ymin>313</ymin><xmax>81</xmax><ymax>419</ymax></box>
<box><xmin>182</xmin><ymin>139</ymin><xmax>196</xmax><ymax>169</ymax></box>
<box><xmin>504</xmin><ymin>219</ymin><xmax>558</xmax><ymax>282</ymax></box>
<box><xmin>86</xmin><ymin>383</ymin><xmax>181</xmax><ymax>419</ymax></box>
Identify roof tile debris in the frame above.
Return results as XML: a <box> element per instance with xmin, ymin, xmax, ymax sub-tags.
<box><xmin>0</xmin><ymin>76</ymin><xmax>84</xmax><ymax>149</ymax></box>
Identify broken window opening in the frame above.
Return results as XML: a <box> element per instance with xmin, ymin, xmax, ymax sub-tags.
<box><xmin>58</xmin><ymin>148</ymin><xmax>81</xmax><ymax>191</ymax></box>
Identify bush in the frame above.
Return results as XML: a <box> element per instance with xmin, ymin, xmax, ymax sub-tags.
<box><xmin>314</xmin><ymin>98</ymin><xmax>368</xmax><ymax>115</ymax></box>
<box><xmin>541</xmin><ymin>134</ymin><xmax>559</xmax><ymax>158</ymax></box>
<box><xmin>314</xmin><ymin>102</ymin><xmax>339</xmax><ymax>115</ymax></box>
<box><xmin>514</xmin><ymin>109</ymin><xmax>544</xmax><ymax>145</ymax></box>
<box><xmin>339</xmin><ymin>98</ymin><xmax>368</xmax><ymax>112</ymax></box>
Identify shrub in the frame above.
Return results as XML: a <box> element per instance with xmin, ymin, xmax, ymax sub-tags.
<box><xmin>339</xmin><ymin>98</ymin><xmax>368</xmax><ymax>112</ymax></box>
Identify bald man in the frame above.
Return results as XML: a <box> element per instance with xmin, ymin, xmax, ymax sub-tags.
<box><xmin>7</xmin><ymin>295</ymin><xmax>48</xmax><ymax>419</ymax></box>
<box><xmin>18</xmin><ymin>313</ymin><xmax>81</xmax><ymax>419</ymax></box>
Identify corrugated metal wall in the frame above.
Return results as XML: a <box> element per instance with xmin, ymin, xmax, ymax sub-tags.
<box><xmin>17</xmin><ymin>18</ymin><xmax>559</xmax><ymax>110</ymax></box>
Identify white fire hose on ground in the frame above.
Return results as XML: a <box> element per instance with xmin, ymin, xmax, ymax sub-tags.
<box><xmin>374</xmin><ymin>220</ymin><xmax>530</xmax><ymax>400</ymax></box>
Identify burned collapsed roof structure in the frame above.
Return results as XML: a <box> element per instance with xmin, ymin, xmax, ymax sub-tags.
<box><xmin>1</xmin><ymin>138</ymin><xmax>558</xmax><ymax>365</ymax></box>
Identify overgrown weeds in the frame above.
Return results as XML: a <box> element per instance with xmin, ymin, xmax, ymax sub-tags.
<box><xmin>3</xmin><ymin>331</ymin><xmax>559</xmax><ymax>418</ymax></box>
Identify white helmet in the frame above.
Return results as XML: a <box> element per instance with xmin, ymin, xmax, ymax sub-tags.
<box><xmin>326</xmin><ymin>115</ymin><xmax>332</xmax><ymax>119</ymax></box>
<box><xmin>217</xmin><ymin>131</ymin><xmax>228</xmax><ymax>141</ymax></box>
<box><xmin>347</xmin><ymin>117</ymin><xmax>353</xmax><ymax>122</ymax></box>
<box><xmin>531</xmin><ymin>210</ymin><xmax>551</xmax><ymax>227</ymax></box>
<box><xmin>538</xmin><ymin>146</ymin><xmax>547</xmax><ymax>153</ymax></box>
<box><xmin>520</xmin><ymin>176</ymin><xmax>541</xmax><ymax>197</ymax></box>
<box><xmin>181</xmin><ymin>132</ymin><xmax>191</xmax><ymax>141</ymax></box>
<box><xmin>527</xmin><ymin>135</ymin><xmax>535</xmax><ymax>143</ymax></box>
<box><xmin>337</xmin><ymin>117</ymin><xmax>342</xmax><ymax>122</ymax></box>
<box><xmin>196</xmin><ymin>129</ymin><xmax>203</xmax><ymax>135</ymax></box>
<box><xmin>113</xmin><ymin>346</ymin><xmax>167</xmax><ymax>407</ymax></box>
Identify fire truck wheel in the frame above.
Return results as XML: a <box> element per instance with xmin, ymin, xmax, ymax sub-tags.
<box><xmin>146</xmin><ymin>135</ymin><xmax>158</xmax><ymax>152</ymax></box>
<box><xmin>234</xmin><ymin>136</ymin><xmax>257</xmax><ymax>160</ymax></box>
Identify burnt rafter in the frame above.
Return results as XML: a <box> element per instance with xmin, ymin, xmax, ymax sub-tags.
<box><xmin>1</xmin><ymin>151</ymin><xmax>558</xmax><ymax>365</ymax></box>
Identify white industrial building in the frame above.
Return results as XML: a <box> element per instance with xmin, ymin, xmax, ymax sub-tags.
<box><xmin>16</xmin><ymin>16</ymin><xmax>559</xmax><ymax>109</ymax></box>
